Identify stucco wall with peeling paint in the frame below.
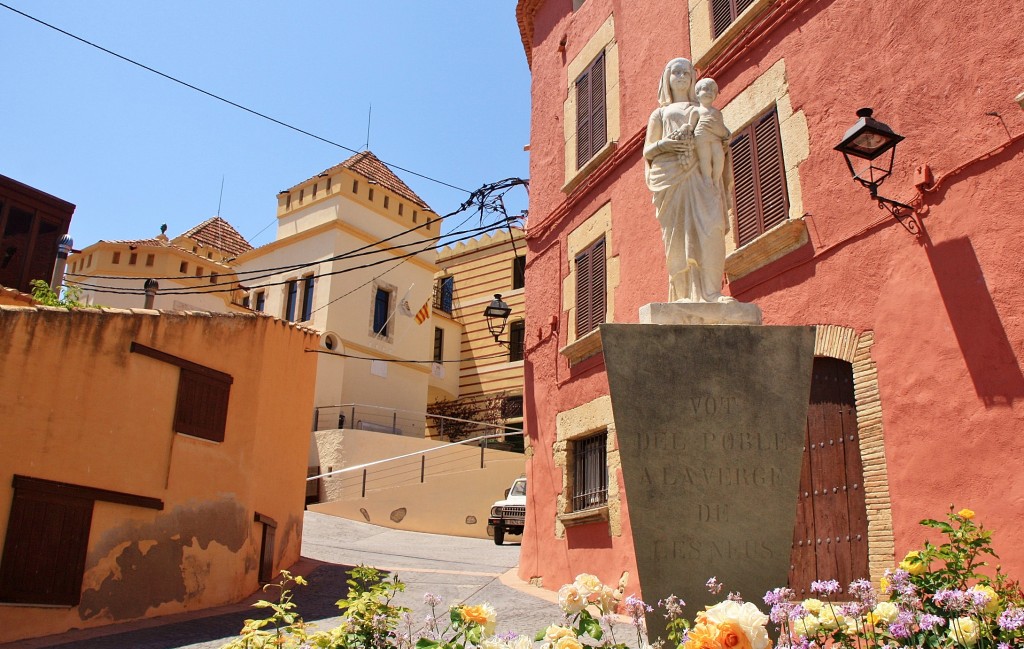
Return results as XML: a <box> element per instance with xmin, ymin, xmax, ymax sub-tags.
<box><xmin>0</xmin><ymin>306</ymin><xmax>317</xmax><ymax>644</ymax></box>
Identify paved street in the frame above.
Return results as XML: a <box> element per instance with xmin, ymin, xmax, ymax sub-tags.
<box><xmin>5</xmin><ymin>512</ymin><xmax>569</xmax><ymax>649</ymax></box>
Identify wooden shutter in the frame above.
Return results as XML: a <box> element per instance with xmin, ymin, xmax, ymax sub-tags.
<box><xmin>753</xmin><ymin>110</ymin><xmax>788</xmax><ymax>232</ymax></box>
<box><xmin>174</xmin><ymin>368</ymin><xmax>231</xmax><ymax>442</ymax></box>
<box><xmin>711</xmin><ymin>0</ymin><xmax>734</xmax><ymax>38</ymax></box>
<box><xmin>589</xmin><ymin>52</ymin><xmax>607</xmax><ymax>156</ymax></box>
<box><xmin>576</xmin><ymin>68</ymin><xmax>592</xmax><ymax>170</ymax></box>
<box><xmin>575</xmin><ymin>247</ymin><xmax>592</xmax><ymax>336</ymax></box>
<box><xmin>730</xmin><ymin>107</ymin><xmax>789</xmax><ymax>247</ymax></box>
<box><xmin>789</xmin><ymin>358</ymin><xmax>869</xmax><ymax>595</ymax></box>
<box><xmin>0</xmin><ymin>487</ymin><xmax>93</xmax><ymax>605</ymax></box>
<box><xmin>730</xmin><ymin>130</ymin><xmax>759</xmax><ymax>246</ymax></box>
<box><xmin>575</xmin><ymin>238</ymin><xmax>606</xmax><ymax>337</ymax></box>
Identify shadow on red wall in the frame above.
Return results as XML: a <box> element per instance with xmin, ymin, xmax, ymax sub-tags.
<box><xmin>923</xmin><ymin>234</ymin><xmax>1024</xmax><ymax>407</ymax></box>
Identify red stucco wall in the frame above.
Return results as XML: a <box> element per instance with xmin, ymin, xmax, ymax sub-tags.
<box><xmin>519</xmin><ymin>0</ymin><xmax>1024</xmax><ymax>596</ymax></box>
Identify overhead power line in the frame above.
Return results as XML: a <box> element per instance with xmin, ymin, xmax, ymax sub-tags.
<box><xmin>0</xmin><ymin>1</ymin><xmax>471</xmax><ymax>194</ymax></box>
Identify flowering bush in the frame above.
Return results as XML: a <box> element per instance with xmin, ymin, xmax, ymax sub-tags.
<box><xmin>764</xmin><ymin>507</ymin><xmax>1024</xmax><ymax>649</ymax></box>
<box><xmin>222</xmin><ymin>508</ymin><xmax>1022</xmax><ymax>649</ymax></box>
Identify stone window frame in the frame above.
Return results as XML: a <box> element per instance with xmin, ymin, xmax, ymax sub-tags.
<box><xmin>811</xmin><ymin>325</ymin><xmax>895</xmax><ymax>586</ymax></box>
<box><xmin>721</xmin><ymin>58</ymin><xmax>811</xmax><ymax>282</ymax></box>
<box><xmin>562</xmin><ymin>13</ymin><xmax>621</xmax><ymax>193</ymax></box>
<box><xmin>689</xmin><ymin>0</ymin><xmax>777</xmax><ymax>70</ymax></box>
<box><xmin>559</xmin><ymin>202</ymin><xmax>620</xmax><ymax>366</ymax></box>
<box><xmin>553</xmin><ymin>396</ymin><xmax>623</xmax><ymax>538</ymax></box>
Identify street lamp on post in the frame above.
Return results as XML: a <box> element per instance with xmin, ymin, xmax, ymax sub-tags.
<box><xmin>483</xmin><ymin>293</ymin><xmax>512</xmax><ymax>344</ymax></box>
<box><xmin>835</xmin><ymin>108</ymin><xmax>919</xmax><ymax>235</ymax></box>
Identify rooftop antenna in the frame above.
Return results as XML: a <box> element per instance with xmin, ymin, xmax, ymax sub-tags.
<box><xmin>364</xmin><ymin>103</ymin><xmax>372</xmax><ymax>151</ymax></box>
<box><xmin>216</xmin><ymin>175</ymin><xmax>225</xmax><ymax>217</ymax></box>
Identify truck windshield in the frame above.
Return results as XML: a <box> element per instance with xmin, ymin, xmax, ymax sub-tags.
<box><xmin>509</xmin><ymin>480</ymin><xmax>526</xmax><ymax>496</ymax></box>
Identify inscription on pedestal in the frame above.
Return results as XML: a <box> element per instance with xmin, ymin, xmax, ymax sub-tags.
<box><xmin>601</xmin><ymin>324</ymin><xmax>814</xmax><ymax>641</ymax></box>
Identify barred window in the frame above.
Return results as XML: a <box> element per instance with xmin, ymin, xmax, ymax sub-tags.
<box><xmin>572</xmin><ymin>432</ymin><xmax>608</xmax><ymax>511</ymax></box>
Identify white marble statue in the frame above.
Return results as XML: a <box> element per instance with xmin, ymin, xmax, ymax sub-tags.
<box><xmin>644</xmin><ymin>59</ymin><xmax>735</xmax><ymax>303</ymax></box>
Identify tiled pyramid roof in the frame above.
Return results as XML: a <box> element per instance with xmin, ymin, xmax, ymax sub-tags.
<box><xmin>294</xmin><ymin>150</ymin><xmax>432</xmax><ymax>211</ymax></box>
<box><xmin>179</xmin><ymin>216</ymin><xmax>253</xmax><ymax>257</ymax></box>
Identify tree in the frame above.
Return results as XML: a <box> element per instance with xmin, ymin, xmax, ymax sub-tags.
<box><xmin>426</xmin><ymin>393</ymin><xmax>506</xmax><ymax>442</ymax></box>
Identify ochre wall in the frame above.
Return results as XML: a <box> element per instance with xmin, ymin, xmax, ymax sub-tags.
<box><xmin>0</xmin><ymin>306</ymin><xmax>317</xmax><ymax>643</ymax></box>
<box><xmin>312</xmin><ymin>429</ymin><xmax>525</xmax><ymax>539</ymax></box>
<box><xmin>518</xmin><ymin>0</ymin><xmax>1024</xmax><ymax>598</ymax></box>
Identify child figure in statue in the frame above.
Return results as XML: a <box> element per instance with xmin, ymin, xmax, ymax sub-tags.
<box><xmin>690</xmin><ymin>78</ymin><xmax>731</xmax><ymax>183</ymax></box>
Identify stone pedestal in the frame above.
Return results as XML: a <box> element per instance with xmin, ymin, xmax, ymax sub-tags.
<box><xmin>639</xmin><ymin>301</ymin><xmax>763</xmax><ymax>325</ymax></box>
<box><xmin>600</xmin><ymin>323</ymin><xmax>814</xmax><ymax>640</ymax></box>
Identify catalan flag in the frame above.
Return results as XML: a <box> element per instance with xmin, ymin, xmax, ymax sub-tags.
<box><xmin>414</xmin><ymin>300</ymin><xmax>431</xmax><ymax>324</ymax></box>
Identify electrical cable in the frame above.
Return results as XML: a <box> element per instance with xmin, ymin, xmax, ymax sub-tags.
<box><xmin>305</xmin><ymin>349</ymin><xmax>511</xmax><ymax>364</ymax></box>
<box><xmin>0</xmin><ymin>1</ymin><xmax>471</xmax><ymax>194</ymax></box>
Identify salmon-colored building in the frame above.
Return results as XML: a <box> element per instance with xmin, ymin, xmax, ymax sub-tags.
<box><xmin>0</xmin><ymin>305</ymin><xmax>318</xmax><ymax>644</ymax></box>
<box><xmin>515</xmin><ymin>0</ymin><xmax>1024</xmax><ymax>597</ymax></box>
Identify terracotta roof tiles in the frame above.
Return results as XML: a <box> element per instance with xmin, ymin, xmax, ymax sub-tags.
<box><xmin>179</xmin><ymin>216</ymin><xmax>253</xmax><ymax>257</ymax></box>
<box><xmin>291</xmin><ymin>150</ymin><xmax>433</xmax><ymax>211</ymax></box>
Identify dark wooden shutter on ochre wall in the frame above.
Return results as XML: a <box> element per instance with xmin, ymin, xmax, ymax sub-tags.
<box><xmin>575</xmin><ymin>238</ymin><xmax>606</xmax><ymax>337</ymax></box>
<box><xmin>575</xmin><ymin>51</ymin><xmax>607</xmax><ymax>170</ymax></box>
<box><xmin>730</xmin><ymin>108</ymin><xmax>789</xmax><ymax>247</ymax></box>
<box><xmin>711</xmin><ymin>0</ymin><xmax>756</xmax><ymax>38</ymax></box>
<box><xmin>0</xmin><ymin>487</ymin><xmax>93</xmax><ymax>605</ymax></box>
<box><xmin>174</xmin><ymin>368</ymin><xmax>231</xmax><ymax>443</ymax></box>
<box><xmin>789</xmin><ymin>357</ymin><xmax>870</xmax><ymax>595</ymax></box>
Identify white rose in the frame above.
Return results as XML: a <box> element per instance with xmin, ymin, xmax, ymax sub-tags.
<box><xmin>704</xmin><ymin>600</ymin><xmax>771</xmax><ymax>649</ymax></box>
<box><xmin>481</xmin><ymin>603</ymin><xmax>497</xmax><ymax>636</ymax></box>
<box><xmin>509</xmin><ymin>636</ymin><xmax>534</xmax><ymax>649</ymax></box>
<box><xmin>872</xmin><ymin>601</ymin><xmax>899</xmax><ymax>624</ymax></box>
<box><xmin>558</xmin><ymin>584</ymin><xmax>586</xmax><ymax>614</ymax></box>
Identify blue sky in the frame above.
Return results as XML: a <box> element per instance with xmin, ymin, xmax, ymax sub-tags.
<box><xmin>1</xmin><ymin>1</ymin><xmax>531</xmax><ymax>249</ymax></box>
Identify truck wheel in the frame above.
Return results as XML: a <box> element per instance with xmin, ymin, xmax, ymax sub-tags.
<box><xmin>493</xmin><ymin>525</ymin><xmax>505</xmax><ymax>545</ymax></box>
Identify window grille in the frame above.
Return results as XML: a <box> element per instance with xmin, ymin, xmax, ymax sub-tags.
<box><xmin>572</xmin><ymin>433</ymin><xmax>608</xmax><ymax>511</ymax></box>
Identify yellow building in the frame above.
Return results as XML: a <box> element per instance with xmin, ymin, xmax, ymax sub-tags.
<box><xmin>236</xmin><ymin>151</ymin><xmax>443</xmax><ymax>434</ymax></box>
<box><xmin>0</xmin><ymin>305</ymin><xmax>318</xmax><ymax>644</ymax></box>
<box><xmin>66</xmin><ymin>217</ymin><xmax>252</xmax><ymax>312</ymax></box>
<box><xmin>432</xmin><ymin>227</ymin><xmax>526</xmax><ymax>442</ymax></box>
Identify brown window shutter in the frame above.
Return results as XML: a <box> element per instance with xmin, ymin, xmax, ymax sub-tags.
<box><xmin>576</xmin><ymin>69</ymin><xmax>592</xmax><ymax>170</ymax></box>
<box><xmin>589</xmin><ymin>52</ymin><xmax>607</xmax><ymax>155</ymax></box>
<box><xmin>730</xmin><ymin>107</ymin><xmax>788</xmax><ymax>247</ymax></box>
<box><xmin>730</xmin><ymin>129</ymin><xmax>759</xmax><ymax>246</ymax></box>
<box><xmin>0</xmin><ymin>489</ymin><xmax>93</xmax><ymax>605</ymax></box>
<box><xmin>591</xmin><ymin>238</ymin><xmax>607</xmax><ymax>326</ymax></box>
<box><xmin>711</xmin><ymin>0</ymin><xmax>734</xmax><ymax>38</ymax></box>
<box><xmin>174</xmin><ymin>368</ymin><xmax>231</xmax><ymax>442</ymax></box>
<box><xmin>753</xmin><ymin>110</ymin><xmax>789</xmax><ymax>232</ymax></box>
<box><xmin>575</xmin><ymin>248</ymin><xmax>592</xmax><ymax>336</ymax></box>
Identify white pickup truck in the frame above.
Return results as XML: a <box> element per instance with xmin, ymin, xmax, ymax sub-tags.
<box><xmin>487</xmin><ymin>476</ymin><xmax>526</xmax><ymax>545</ymax></box>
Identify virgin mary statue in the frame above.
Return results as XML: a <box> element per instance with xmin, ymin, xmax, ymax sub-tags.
<box><xmin>643</xmin><ymin>58</ymin><xmax>734</xmax><ymax>303</ymax></box>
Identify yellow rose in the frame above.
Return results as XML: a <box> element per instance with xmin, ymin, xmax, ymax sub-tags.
<box><xmin>817</xmin><ymin>607</ymin><xmax>845</xmax><ymax>630</ymax></box>
<box><xmin>949</xmin><ymin>617</ymin><xmax>980</xmax><ymax>646</ymax></box>
<box><xmin>555</xmin><ymin>636</ymin><xmax>583</xmax><ymax>649</ymax></box>
<box><xmin>899</xmin><ymin>550</ymin><xmax>928</xmax><ymax>576</ymax></box>
<box><xmin>573</xmin><ymin>573</ymin><xmax>603</xmax><ymax>597</ymax></box>
<box><xmin>792</xmin><ymin>615</ymin><xmax>819</xmax><ymax>638</ymax></box>
<box><xmin>544</xmin><ymin>625</ymin><xmax>575</xmax><ymax>643</ymax></box>
<box><xmin>958</xmin><ymin>508</ymin><xmax>975</xmax><ymax>520</ymax></box>
<box><xmin>683</xmin><ymin>622</ymin><xmax>723</xmax><ymax>649</ymax></box>
<box><xmin>872</xmin><ymin>601</ymin><xmax>899</xmax><ymax>624</ymax></box>
<box><xmin>970</xmin><ymin>585</ymin><xmax>1000</xmax><ymax>614</ymax></box>
<box><xmin>801</xmin><ymin>599</ymin><xmax>823</xmax><ymax>614</ymax></box>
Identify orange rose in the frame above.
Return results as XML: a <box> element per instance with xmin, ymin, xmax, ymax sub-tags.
<box><xmin>684</xmin><ymin>622</ymin><xmax>723</xmax><ymax>649</ymax></box>
<box><xmin>718</xmin><ymin>622</ymin><xmax>753</xmax><ymax>649</ymax></box>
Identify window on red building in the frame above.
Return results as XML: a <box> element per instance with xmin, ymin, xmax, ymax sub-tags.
<box><xmin>575</xmin><ymin>52</ymin><xmax>607</xmax><ymax>170</ymax></box>
<box><xmin>730</xmin><ymin>107</ymin><xmax>789</xmax><ymax>247</ymax></box>
<box><xmin>711</xmin><ymin>0</ymin><xmax>755</xmax><ymax>39</ymax></box>
<box><xmin>575</xmin><ymin>238</ymin><xmax>606</xmax><ymax>337</ymax></box>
